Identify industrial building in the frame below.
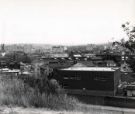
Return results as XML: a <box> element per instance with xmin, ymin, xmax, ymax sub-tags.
<box><xmin>55</xmin><ymin>66</ymin><xmax>121</xmax><ymax>96</ymax></box>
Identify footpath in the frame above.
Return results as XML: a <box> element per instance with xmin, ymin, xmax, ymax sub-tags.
<box><xmin>1</xmin><ymin>105</ymin><xmax>135</xmax><ymax>114</ymax></box>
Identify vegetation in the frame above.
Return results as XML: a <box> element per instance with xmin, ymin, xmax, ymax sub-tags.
<box><xmin>113</xmin><ymin>22</ymin><xmax>135</xmax><ymax>52</ymax></box>
<box><xmin>0</xmin><ymin>76</ymin><xmax>78</xmax><ymax>110</ymax></box>
<box><xmin>113</xmin><ymin>22</ymin><xmax>135</xmax><ymax>72</ymax></box>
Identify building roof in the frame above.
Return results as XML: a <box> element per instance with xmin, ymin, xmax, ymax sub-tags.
<box><xmin>73</xmin><ymin>54</ymin><xmax>82</xmax><ymax>57</ymax></box>
<box><xmin>60</xmin><ymin>67</ymin><xmax>119</xmax><ymax>72</ymax></box>
<box><xmin>76</xmin><ymin>61</ymin><xmax>95</xmax><ymax>67</ymax></box>
<box><xmin>72</xmin><ymin>63</ymin><xmax>87</xmax><ymax>67</ymax></box>
<box><xmin>91</xmin><ymin>56</ymin><xmax>103</xmax><ymax>60</ymax></box>
<box><xmin>0</xmin><ymin>68</ymin><xmax>20</xmax><ymax>73</ymax></box>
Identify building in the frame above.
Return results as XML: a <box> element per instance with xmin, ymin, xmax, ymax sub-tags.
<box><xmin>86</xmin><ymin>44</ymin><xmax>96</xmax><ymax>51</ymax></box>
<box><xmin>83</xmin><ymin>53</ymin><xmax>95</xmax><ymax>58</ymax></box>
<box><xmin>106</xmin><ymin>60</ymin><xmax>117</xmax><ymax>67</ymax></box>
<box><xmin>0</xmin><ymin>68</ymin><xmax>20</xmax><ymax>76</ymax></box>
<box><xmin>50</xmin><ymin>53</ymin><xmax>69</xmax><ymax>58</ymax></box>
<box><xmin>55</xmin><ymin>66</ymin><xmax>120</xmax><ymax>96</ymax></box>
<box><xmin>126</xmin><ymin>85</ymin><xmax>135</xmax><ymax>97</ymax></box>
<box><xmin>51</xmin><ymin>46</ymin><xmax>67</xmax><ymax>53</ymax></box>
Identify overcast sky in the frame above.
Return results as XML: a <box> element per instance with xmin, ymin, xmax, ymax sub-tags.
<box><xmin>0</xmin><ymin>0</ymin><xmax>135</xmax><ymax>45</ymax></box>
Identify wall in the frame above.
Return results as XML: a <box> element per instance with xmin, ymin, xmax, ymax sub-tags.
<box><xmin>56</xmin><ymin>70</ymin><xmax>116</xmax><ymax>96</ymax></box>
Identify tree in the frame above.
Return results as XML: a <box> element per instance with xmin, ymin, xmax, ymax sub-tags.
<box><xmin>113</xmin><ymin>22</ymin><xmax>135</xmax><ymax>52</ymax></box>
<box><xmin>113</xmin><ymin>22</ymin><xmax>135</xmax><ymax>72</ymax></box>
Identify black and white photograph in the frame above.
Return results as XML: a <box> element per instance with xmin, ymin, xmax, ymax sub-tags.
<box><xmin>0</xmin><ymin>0</ymin><xmax>135</xmax><ymax>113</ymax></box>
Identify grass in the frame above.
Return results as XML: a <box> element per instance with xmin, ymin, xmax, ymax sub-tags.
<box><xmin>0</xmin><ymin>77</ymin><xmax>134</xmax><ymax>113</ymax></box>
<box><xmin>0</xmin><ymin>77</ymin><xmax>78</xmax><ymax>110</ymax></box>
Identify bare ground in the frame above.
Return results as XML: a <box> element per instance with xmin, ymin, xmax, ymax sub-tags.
<box><xmin>1</xmin><ymin>104</ymin><xmax>135</xmax><ymax>114</ymax></box>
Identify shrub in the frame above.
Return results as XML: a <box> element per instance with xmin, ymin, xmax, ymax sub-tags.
<box><xmin>0</xmin><ymin>78</ymin><xmax>78</xmax><ymax>110</ymax></box>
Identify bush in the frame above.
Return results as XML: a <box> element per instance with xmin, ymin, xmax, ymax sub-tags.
<box><xmin>0</xmin><ymin>78</ymin><xmax>78</xmax><ymax>110</ymax></box>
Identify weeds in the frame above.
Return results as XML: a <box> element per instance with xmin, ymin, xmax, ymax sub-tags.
<box><xmin>0</xmin><ymin>78</ymin><xmax>78</xmax><ymax>110</ymax></box>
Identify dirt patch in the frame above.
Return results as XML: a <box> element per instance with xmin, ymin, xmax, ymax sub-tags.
<box><xmin>1</xmin><ymin>105</ymin><xmax>135</xmax><ymax>114</ymax></box>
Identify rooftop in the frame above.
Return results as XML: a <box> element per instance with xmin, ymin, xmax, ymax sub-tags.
<box><xmin>0</xmin><ymin>68</ymin><xmax>20</xmax><ymax>73</ymax></box>
<box><xmin>60</xmin><ymin>67</ymin><xmax>119</xmax><ymax>72</ymax></box>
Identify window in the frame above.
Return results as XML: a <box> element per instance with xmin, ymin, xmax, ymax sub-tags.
<box><xmin>94</xmin><ymin>75</ymin><xmax>108</xmax><ymax>82</ymax></box>
<box><xmin>63</xmin><ymin>72</ymin><xmax>81</xmax><ymax>80</ymax></box>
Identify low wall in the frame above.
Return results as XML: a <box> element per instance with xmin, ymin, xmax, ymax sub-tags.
<box><xmin>104</xmin><ymin>96</ymin><xmax>135</xmax><ymax>108</ymax></box>
<box><xmin>70</xmin><ymin>94</ymin><xmax>135</xmax><ymax>108</ymax></box>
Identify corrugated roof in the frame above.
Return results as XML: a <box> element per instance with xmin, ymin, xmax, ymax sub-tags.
<box><xmin>60</xmin><ymin>67</ymin><xmax>119</xmax><ymax>72</ymax></box>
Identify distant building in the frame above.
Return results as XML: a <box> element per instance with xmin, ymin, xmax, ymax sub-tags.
<box><xmin>86</xmin><ymin>44</ymin><xmax>96</xmax><ymax>51</ymax></box>
<box><xmin>50</xmin><ymin>53</ymin><xmax>69</xmax><ymax>58</ymax></box>
<box><xmin>71</xmin><ymin>63</ymin><xmax>87</xmax><ymax>67</ymax></box>
<box><xmin>0</xmin><ymin>44</ymin><xmax>7</xmax><ymax>68</ymax></box>
<box><xmin>106</xmin><ymin>60</ymin><xmax>117</xmax><ymax>67</ymax></box>
<box><xmin>51</xmin><ymin>46</ymin><xmax>67</xmax><ymax>53</ymax></box>
<box><xmin>77</xmin><ymin>61</ymin><xmax>95</xmax><ymax>67</ymax></box>
<box><xmin>73</xmin><ymin>54</ymin><xmax>82</xmax><ymax>60</ymax></box>
<box><xmin>0</xmin><ymin>68</ymin><xmax>20</xmax><ymax>76</ymax></box>
<box><xmin>0</xmin><ymin>44</ymin><xmax>6</xmax><ymax>57</ymax></box>
<box><xmin>83</xmin><ymin>53</ymin><xmax>95</xmax><ymax>58</ymax></box>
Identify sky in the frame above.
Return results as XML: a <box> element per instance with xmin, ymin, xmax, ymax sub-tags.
<box><xmin>0</xmin><ymin>0</ymin><xmax>135</xmax><ymax>45</ymax></box>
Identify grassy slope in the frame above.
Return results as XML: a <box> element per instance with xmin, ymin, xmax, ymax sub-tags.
<box><xmin>1</xmin><ymin>74</ymin><xmax>135</xmax><ymax>113</ymax></box>
<box><xmin>0</xmin><ymin>77</ymin><xmax>78</xmax><ymax>110</ymax></box>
